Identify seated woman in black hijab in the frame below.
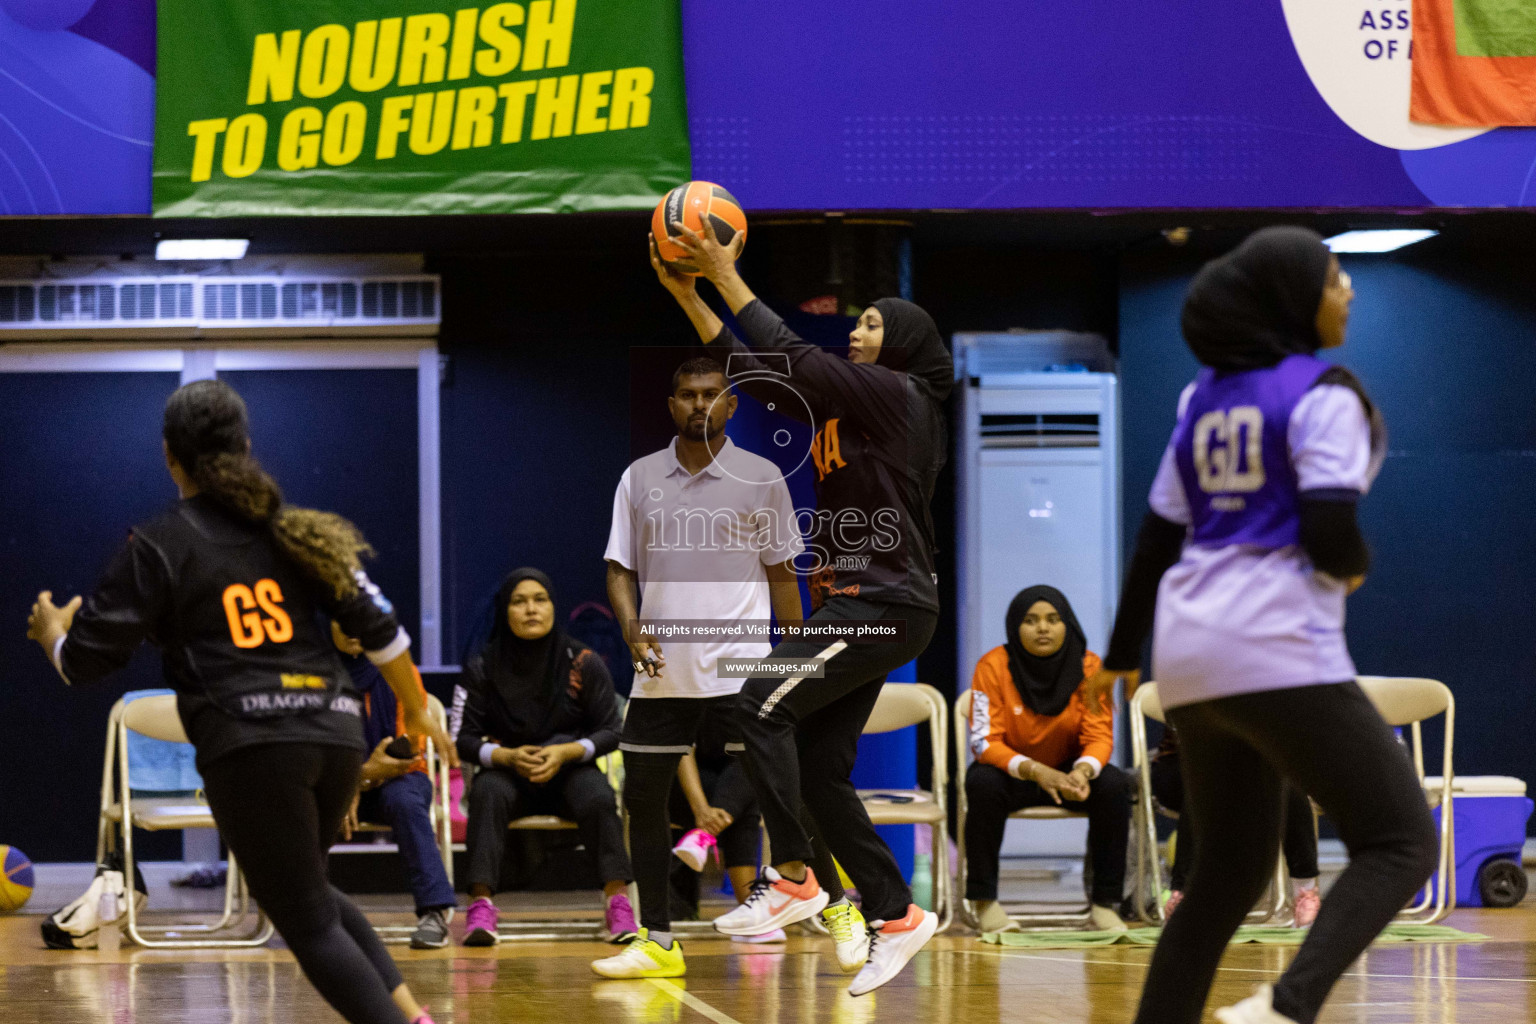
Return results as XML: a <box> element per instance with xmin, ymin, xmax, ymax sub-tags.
<box><xmin>454</xmin><ymin>568</ymin><xmax>634</xmax><ymax>946</ymax></box>
<box><xmin>965</xmin><ymin>586</ymin><xmax>1131</xmax><ymax>933</ymax></box>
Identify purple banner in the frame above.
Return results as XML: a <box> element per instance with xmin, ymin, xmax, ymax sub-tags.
<box><xmin>5</xmin><ymin>0</ymin><xmax>1536</xmax><ymax>214</ymax></box>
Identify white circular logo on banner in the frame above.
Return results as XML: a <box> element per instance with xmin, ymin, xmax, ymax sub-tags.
<box><xmin>1281</xmin><ymin>0</ymin><xmax>1488</xmax><ymax>150</ymax></box>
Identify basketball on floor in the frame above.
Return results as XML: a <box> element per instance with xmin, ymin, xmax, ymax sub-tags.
<box><xmin>0</xmin><ymin>846</ymin><xmax>34</xmax><ymax>913</ymax></box>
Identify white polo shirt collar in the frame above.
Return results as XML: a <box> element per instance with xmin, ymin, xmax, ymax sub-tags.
<box><xmin>664</xmin><ymin>435</ymin><xmax>733</xmax><ymax>481</ymax></box>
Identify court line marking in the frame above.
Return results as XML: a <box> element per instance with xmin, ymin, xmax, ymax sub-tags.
<box><xmin>957</xmin><ymin>946</ymin><xmax>1536</xmax><ymax>984</ymax></box>
<box><xmin>645</xmin><ymin>977</ymin><xmax>747</xmax><ymax>1024</ymax></box>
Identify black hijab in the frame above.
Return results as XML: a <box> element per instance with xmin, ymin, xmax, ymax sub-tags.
<box><xmin>871</xmin><ymin>297</ymin><xmax>954</xmax><ymax>401</ymax></box>
<box><xmin>1181</xmin><ymin>226</ymin><xmax>1387</xmax><ymax>453</ymax></box>
<box><xmin>1181</xmin><ymin>226</ymin><xmax>1333</xmax><ymax>372</ymax></box>
<box><xmin>1004</xmin><ymin>585</ymin><xmax>1089</xmax><ymax>718</ymax></box>
<box><xmin>480</xmin><ymin>567</ymin><xmax>573</xmax><ymax>734</ymax></box>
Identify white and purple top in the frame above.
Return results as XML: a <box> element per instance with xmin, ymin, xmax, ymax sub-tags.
<box><xmin>1148</xmin><ymin>354</ymin><xmax>1383</xmax><ymax>710</ymax></box>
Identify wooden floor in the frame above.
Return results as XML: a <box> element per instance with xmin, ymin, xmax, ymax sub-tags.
<box><xmin>2</xmin><ymin>901</ymin><xmax>1534</xmax><ymax>1024</ymax></box>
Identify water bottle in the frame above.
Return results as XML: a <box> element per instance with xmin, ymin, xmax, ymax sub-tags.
<box><xmin>910</xmin><ymin>852</ymin><xmax>934</xmax><ymax>912</ymax></box>
<box><xmin>97</xmin><ymin>887</ymin><xmax>121</xmax><ymax>953</ymax></box>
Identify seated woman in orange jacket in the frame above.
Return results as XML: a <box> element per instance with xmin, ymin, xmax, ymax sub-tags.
<box><xmin>965</xmin><ymin>585</ymin><xmax>1131</xmax><ymax>934</ymax></box>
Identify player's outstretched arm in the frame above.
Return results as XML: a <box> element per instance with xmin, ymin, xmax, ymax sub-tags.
<box><xmin>650</xmin><ymin>232</ymin><xmax>724</xmax><ymax>343</ymax></box>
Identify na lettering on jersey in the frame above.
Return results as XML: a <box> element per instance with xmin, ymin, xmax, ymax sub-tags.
<box><xmin>810</xmin><ymin>418</ymin><xmax>849</xmax><ymax>481</ymax></box>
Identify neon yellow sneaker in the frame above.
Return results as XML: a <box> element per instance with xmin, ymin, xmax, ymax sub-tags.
<box><xmin>591</xmin><ymin>929</ymin><xmax>686</xmax><ymax>979</ymax></box>
<box><xmin>821</xmin><ymin>899</ymin><xmax>869</xmax><ymax>973</ymax></box>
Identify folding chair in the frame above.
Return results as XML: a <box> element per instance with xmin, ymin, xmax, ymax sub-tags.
<box><xmin>1354</xmin><ymin>676</ymin><xmax>1456</xmax><ymax>924</ymax></box>
<box><xmin>857</xmin><ymin>682</ymin><xmax>953</xmax><ymax>933</ymax></box>
<box><xmin>99</xmin><ymin>695</ymin><xmax>274</xmax><ymax>948</ymax></box>
<box><xmin>356</xmin><ymin>694</ymin><xmax>457</xmax><ymax>944</ymax></box>
<box><xmin>1128</xmin><ymin>682</ymin><xmax>1285</xmax><ymax>925</ymax></box>
<box><xmin>954</xmin><ymin>688</ymin><xmax>1094</xmax><ymax>929</ymax></box>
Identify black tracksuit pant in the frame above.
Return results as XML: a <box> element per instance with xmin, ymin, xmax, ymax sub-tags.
<box><xmin>735</xmin><ymin>596</ymin><xmax>938</xmax><ymax>923</ymax></box>
<box><xmin>963</xmin><ymin>760</ymin><xmax>1132</xmax><ymax>906</ymax></box>
<box><xmin>1133</xmin><ymin>682</ymin><xmax>1438</xmax><ymax>1024</ymax></box>
<box><xmin>201</xmin><ymin>743</ymin><xmax>408</xmax><ymax>1024</ymax></box>
<box><xmin>1149</xmin><ymin>753</ymin><xmax>1320</xmax><ymax>890</ymax></box>
<box><xmin>465</xmin><ymin>763</ymin><xmax>631</xmax><ymax>893</ymax></box>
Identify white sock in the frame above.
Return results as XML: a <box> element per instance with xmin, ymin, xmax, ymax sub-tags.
<box><xmin>648</xmin><ymin>930</ymin><xmax>673</xmax><ymax>948</ymax></box>
<box><xmin>1292</xmin><ymin>877</ymin><xmax>1318</xmax><ymax>895</ymax></box>
<box><xmin>824</xmin><ymin>897</ymin><xmax>849</xmax><ymax>912</ymax></box>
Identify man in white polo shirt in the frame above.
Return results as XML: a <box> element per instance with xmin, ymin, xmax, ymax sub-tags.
<box><xmin>591</xmin><ymin>356</ymin><xmax>803</xmax><ymax>980</ymax></box>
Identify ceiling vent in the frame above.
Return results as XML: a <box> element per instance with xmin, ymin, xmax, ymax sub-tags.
<box><xmin>0</xmin><ymin>275</ymin><xmax>439</xmax><ymax>338</ymax></box>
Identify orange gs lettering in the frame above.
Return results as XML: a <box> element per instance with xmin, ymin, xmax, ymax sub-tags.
<box><xmin>222</xmin><ymin>579</ymin><xmax>294</xmax><ymax>648</ymax></box>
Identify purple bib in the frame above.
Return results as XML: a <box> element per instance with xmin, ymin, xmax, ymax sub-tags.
<box><xmin>1172</xmin><ymin>353</ymin><xmax>1331</xmax><ymax>550</ymax></box>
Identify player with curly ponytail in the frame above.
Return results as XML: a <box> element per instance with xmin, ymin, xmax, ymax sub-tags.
<box><xmin>27</xmin><ymin>378</ymin><xmax>456</xmax><ymax>1024</ymax></box>
<box><xmin>163</xmin><ymin>381</ymin><xmax>373</xmax><ymax>599</ymax></box>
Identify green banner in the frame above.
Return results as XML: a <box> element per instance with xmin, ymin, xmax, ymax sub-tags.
<box><xmin>1456</xmin><ymin>0</ymin><xmax>1536</xmax><ymax>57</ymax></box>
<box><xmin>153</xmin><ymin>0</ymin><xmax>690</xmax><ymax>216</ymax></box>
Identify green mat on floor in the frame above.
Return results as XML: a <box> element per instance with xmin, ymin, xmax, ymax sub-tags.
<box><xmin>979</xmin><ymin>924</ymin><xmax>1488</xmax><ymax>948</ymax></box>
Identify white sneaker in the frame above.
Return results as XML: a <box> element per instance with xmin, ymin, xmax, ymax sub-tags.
<box><xmin>713</xmin><ymin>867</ymin><xmax>829</xmax><ymax>936</ymax></box>
<box><xmin>1214</xmin><ymin>985</ymin><xmax>1300</xmax><ymax>1024</ymax></box>
<box><xmin>730</xmin><ymin>928</ymin><xmax>788</xmax><ymax>944</ymax></box>
<box><xmin>848</xmin><ymin>905</ymin><xmax>939</xmax><ymax>997</ymax></box>
<box><xmin>822</xmin><ymin>899</ymin><xmax>869</xmax><ymax>973</ymax></box>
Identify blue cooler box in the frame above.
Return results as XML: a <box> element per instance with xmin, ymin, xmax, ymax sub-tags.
<box><xmin>1427</xmin><ymin>775</ymin><xmax>1532</xmax><ymax>908</ymax></box>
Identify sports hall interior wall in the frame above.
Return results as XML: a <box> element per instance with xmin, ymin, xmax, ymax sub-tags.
<box><xmin>14</xmin><ymin>214</ymin><xmax>1525</xmax><ymax>859</ymax></box>
<box><xmin>1119</xmin><ymin>241</ymin><xmax>1536</xmax><ymax>829</ymax></box>
<box><xmin>431</xmin><ymin>233</ymin><xmax>1119</xmax><ymax>794</ymax></box>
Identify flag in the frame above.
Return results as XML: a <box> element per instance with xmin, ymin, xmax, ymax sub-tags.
<box><xmin>1411</xmin><ymin>0</ymin><xmax>1536</xmax><ymax>126</ymax></box>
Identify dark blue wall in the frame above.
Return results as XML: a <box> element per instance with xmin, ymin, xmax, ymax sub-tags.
<box><xmin>1119</xmin><ymin>245</ymin><xmax>1536</xmax><ymax>813</ymax></box>
<box><xmin>0</xmin><ymin>372</ymin><xmax>184</xmax><ymax>862</ymax></box>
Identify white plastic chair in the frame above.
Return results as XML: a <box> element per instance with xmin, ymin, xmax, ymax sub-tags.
<box><xmin>1127</xmin><ymin>682</ymin><xmax>1286</xmax><ymax>925</ymax></box>
<box><xmin>99</xmin><ymin>695</ymin><xmax>274</xmax><ymax>948</ymax></box>
<box><xmin>954</xmin><ymin>688</ymin><xmax>1095</xmax><ymax>929</ymax></box>
<box><xmin>1354</xmin><ymin>676</ymin><xmax>1456</xmax><ymax>924</ymax></box>
<box><xmin>857</xmin><ymin>682</ymin><xmax>953</xmax><ymax>933</ymax></box>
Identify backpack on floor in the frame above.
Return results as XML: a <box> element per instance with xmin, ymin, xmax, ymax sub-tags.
<box><xmin>40</xmin><ymin>851</ymin><xmax>148</xmax><ymax>950</ymax></box>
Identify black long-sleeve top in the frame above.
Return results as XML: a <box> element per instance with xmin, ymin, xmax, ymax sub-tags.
<box><xmin>452</xmin><ymin>642</ymin><xmax>622</xmax><ymax>768</ymax></box>
<box><xmin>57</xmin><ymin>495</ymin><xmax>407</xmax><ymax>768</ymax></box>
<box><xmin>709</xmin><ymin>300</ymin><xmax>946</xmax><ymax>613</ymax></box>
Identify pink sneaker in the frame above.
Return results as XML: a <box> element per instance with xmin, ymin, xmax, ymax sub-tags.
<box><xmin>606</xmin><ymin>891</ymin><xmax>639</xmax><ymax>944</ymax></box>
<box><xmin>672</xmin><ymin>828</ymin><xmax>718</xmax><ymax>872</ymax></box>
<box><xmin>1162</xmin><ymin>890</ymin><xmax>1184</xmax><ymax>920</ymax></box>
<box><xmin>413</xmin><ymin>1009</ymin><xmax>436</xmax><ymax>1024</ymax></box>
<box><xmin>463</xmin><ymin>897</ymin><xmax>499</xmax><ymax>946</ymax></box>
<box><xmin>1292</xmin><ymin>887</ymin><xmax>1320</xmax><ymax>928</ymax></box>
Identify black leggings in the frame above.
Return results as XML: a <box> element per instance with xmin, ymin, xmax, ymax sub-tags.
<box><xmin>465</xmin><ymin>763</ymin><xmax>631</xmax><ymax>894</ymax></box>
<box><xmin>964</xmin><ymin>760</ymin><xmax>1132</xmax><ymax>906</ymax></box>
<box><xmin>201</xmin><ymin>743</ymin><xmax>407</xmax><ymax>1024</ymax></box>
<box><xmin>1149</xmin><ymin>753</ymin><xmax>1320</xmax><ymax>889</ymax></box>
<box><xmin>736</xmin><ymin>596</ymin><xmax>938</xmax><ymax>922</ymax></box>
<box><xmin>1133</xmin><ymin>682</ymin><xmax>1438</xmax><ymax>1024</ymax></box>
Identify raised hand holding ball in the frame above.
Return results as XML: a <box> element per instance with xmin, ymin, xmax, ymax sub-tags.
<box><xmin>651</xmin><ymin>181</ymin><xmax>747</xmax><ymax>276</ymax></box>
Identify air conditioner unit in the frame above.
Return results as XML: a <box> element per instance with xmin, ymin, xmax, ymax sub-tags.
<box><xmin>955</xmin><ymin>332</ymin><xmax>1122</xmax><ymax>857</ymax></box>
<box><xmin>0</xmin><ymin>275</ymin><xmax>440</xmax><ymax>339</ymax></box>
